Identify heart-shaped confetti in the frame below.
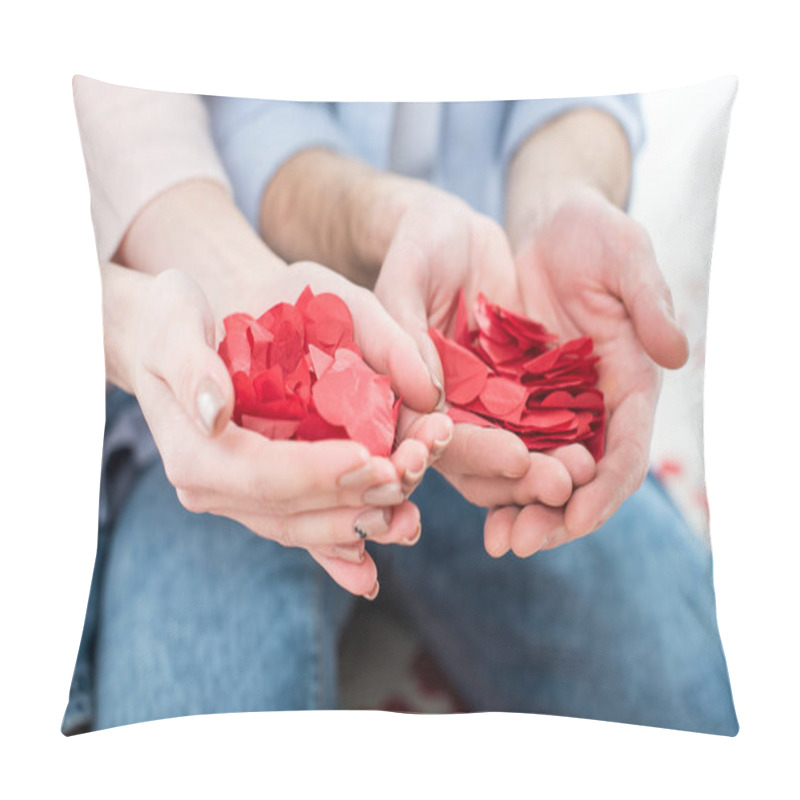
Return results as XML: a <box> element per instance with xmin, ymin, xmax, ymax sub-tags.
<box><xmin>431</xmin><ymin>291</ymin><xmax>606</xmax><ymax>460</ymax></box>
<box><xmin>218</xmin><ymin>286</ymin><xmax>399</xmax><ymax>456</ymax></box>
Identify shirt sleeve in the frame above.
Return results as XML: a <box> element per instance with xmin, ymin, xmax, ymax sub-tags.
<box><xmin>205</xmin><ymin>98</ymin><xmax>359</xmax><ymax>232</ymax></box>
<box><xmin>501</xmin><ymin>94</ymin><xmax>645</xmax><ymax>170</ymax></box>
<box><xmin>73</xmin><ymin>75</ymin><xmax>232</xmax><ymax>262</ymax></box>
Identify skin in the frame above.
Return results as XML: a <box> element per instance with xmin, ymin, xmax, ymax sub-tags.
<box><xmin>103</xmin><ymin>180</ymin><xmax>454</xmax><ymax>598</ymax></box>
<box><xmin>258</xmin><ymin>107</ymin><xmax>689</xmax><ymax>555</ymax></box>
<box><xmin>492</xmin><ymin>109</ymin><xmax>689</xmax><ymax>556</ymax></box>
<box><xmin>260</xmin><ymin>155</ymin><xmax>592</xmax><ymax>517</ymax></box>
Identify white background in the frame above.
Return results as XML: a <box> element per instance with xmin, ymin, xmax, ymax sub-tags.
<box><xmin>633</xmin><ymin>78</ymin><xmax>737</xmax><ymax>539</ymax></box>
<box><xmin>1</xmin><ymin>1</ymin><xmax>797</xmax><ymax>796</ymax></box>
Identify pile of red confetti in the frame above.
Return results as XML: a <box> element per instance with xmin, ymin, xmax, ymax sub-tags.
<box><xmin>429</xmin><ymin>292</ymin><xmax>606</xmax><ymax>460</ymax></box>
<box><xmin>218</xmin><ymin>286</ymin><xmax>399</xmax><ymax>457</ymax></box>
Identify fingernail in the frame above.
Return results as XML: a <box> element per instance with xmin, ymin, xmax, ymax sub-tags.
<box><xmin>196</xmin><ymin>378</ymin><xmax>224</xmax><ymax>435</ymax></box>
<box><xmin>431</xmin><ymin>372</ymin><xmax>447</xmax><ymax>412</ymax></box>
<box><xmin>362</xmin><ymin>483</ymin><xmax>405</xmax><ymax>506</ymax></box>
<box><xmin>403</xmin><ymin>524</ymin><xmax>422</xmax><ymax>546</ymax></box>
<box><xmin>338</xmin><ymin>462</ymin><xmax>376</xmax><ymax>489</ymax></box>
<box><xmin>488</xmin><ymin>543</ymin><xmax>508</xmax><ymax>559</ymax></box>
<box><xmin>353</xmin><ymin>507</ymin><xmax>392</xmax><ymax>540</ymax></box>
<box><xmin>420</xmin><ymin>338</ymin><xmax>447</xmax><ymax>411</ymax></box>
<box><xmin>363</xmin><ymin>580</ymin><xmax>380</xmax><ymax>601</ymax></box>
<box><xmin>404</xmin><ymin>458</ymin><xmax>427</xmax><ymax>485</ymax></box>
<box><xmin>431</xmin><ymin>428</ymin><xmax>454</xmax><ymax>459</ymax></box>
<box><xmin>328</xmin><ymin>544</ymin><xmax>366</xmax><ymax>564</ymax></box>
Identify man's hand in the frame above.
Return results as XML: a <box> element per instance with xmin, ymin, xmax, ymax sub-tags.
<box><xmin>373</xmin><ymin>188</ymin><xmax>592</xmax><ymax>514</ymax></box>
<box><xmin>260</xmin><ymin>151</ymin><xmax>591</xmax><ymax>516</ymax></box>
<box><xmin>486</xmin><ymin>186</ymin><xmax>689</xmax><ymax>557</ymax></box>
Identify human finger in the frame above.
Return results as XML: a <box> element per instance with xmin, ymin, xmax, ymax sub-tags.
<box><xmin>614</xmin><ymin>225</ymin><xmax>690</xmax><ymax>370</ymax></box>
<box><xmin>548</xmin><ymin>444</ymin><xmax>597</xmax><ymax>488</ymax></box>
<box><xmin>373</xmin><ymin>237</ymin><xmax>447</xmax><ymax>408</ymax></box>
<box><xmin>434</xmin><ymin>424</ymin><xmax>531</xmax><ymax>480</ymax></box>
<box><xmin>313</xmin><ymin>541</ymin><xmax>366</xmax><ymax>565</ymax></box>
<box><xmin>341</xmin><ymin>278</ymin><xmax>443</xmax><ymax>413</ymax></box>
<box><xmin>310</xmin><ymin>548</ymin><xmax>380</xmax><ymax>598</ymax></box>
<box><xmin>391</xmin><ymin>437</ymin><xmax>430</xmax><ymax>496</ymax></box>
<box><xmin>135</xmin><ymin>269</ymin><xmax>235</xmax><ymax>437</ymax></box>
<box><xmin>564</xmin><ymin>390</ymin><xmax>653</xmax><ymax>541</ymax></box>
<box><xmin>393</xmin><ymin>410</ymin><xmax>454</xmax><ymax>494</ymax></box>
<box><xmin>509</xmin><ymin>503</ymin><xmax>565</xmax><ymax>558</ymax></box>
<box><xmin>138</xmin><ymin>379</ymin><xmax>406</xmax><ymax>515</ymax></box>
<box><xmin>483</xmin><ymin>506</ymin><xmax>519</xmax><ymax>558</ymax></box>
<box><xmin>230</xmin><ymin>499</ymin><xmax>421</xmax><ymax>550</ymax></box>
<box><xmin>454</xmin><ymin>451</ymin><xmax>573</xmax><ymax>508</ymax></box>
<box><xmin>396</xmin><ymin>408</ymin><xmax>454</xmax><ymax>460</ymax></box>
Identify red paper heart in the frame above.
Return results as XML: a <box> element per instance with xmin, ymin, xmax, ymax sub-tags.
<box><xmin>218</xmin><ymin>287</ymin><xmax>398</xmax><ymax>456</ymax></box>
<box><xmin>430</xmin><ymin>290</ymin><xmax>606</xmax><ymax>460</ymax></box>
<box><xmin>312</xmin><ymin>348</ymin><xmax>396</xmax><ymax>457</ymax></box>
<box><xmin>428</xmin><ymin>328</ymin><xmax>490</xmax><ymax>404</ymax></box>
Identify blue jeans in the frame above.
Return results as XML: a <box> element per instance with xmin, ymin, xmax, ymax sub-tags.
<box><xmin>378</xmin><ymin>471</ymin><xmax>737</xmax><ymax>733</ymax></box>
<box><xmin>79</xmin><ymin>455</ymin><xmax>737</xmax><ymax>735</ymax></box>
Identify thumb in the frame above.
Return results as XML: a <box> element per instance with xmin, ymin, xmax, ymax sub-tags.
<box><xmin>618</xmin><ymin>243</ymin><xmax>690</xmax><ymax>370</ymax></box>
<box><xmin>372</xmin><ymin>242</ymin><xmax>446</xmax><ymax>411</ymax></box>
<box><xmin>141</xmin><ymin>270</ymin><xmax>235</xmax><ymax>437</ymax></box>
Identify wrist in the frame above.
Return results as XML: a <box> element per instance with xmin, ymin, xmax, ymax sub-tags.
<box><xmin>260</xmin><ymin>149</ymin><xmax>436</xmax><ymax>288</ymax></box>
<box><xmin>116</xmin><ymin>178</ymin><xmax>287</xmax><ymax>320</ymax></box>
<box><xmin>345</xmin><ymin>168</ymin><xmax>432</xmax><ymax>275</ymax></box>
<box><xmin>507</xmin><ymin>181</ymin><xmax>609</xmax><ymax>254</ymax></box>
<box><xmin>505</xmin><ymin>108</ymin><xmax>632</xmax><ymax>252</ymax></box>
<box><xmin>100</xmin><ymin>262</ymin><xmax>148</xmax><ymax>393</ymax></box>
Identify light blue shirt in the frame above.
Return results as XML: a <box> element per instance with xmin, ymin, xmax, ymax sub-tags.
<box><xmin>205</xmin><ymin>97</ymin><xmax>644</xmax><ymax>230</ymax></box>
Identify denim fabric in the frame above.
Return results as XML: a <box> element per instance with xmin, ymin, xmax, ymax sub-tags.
<box><xmin>78</xmin><ymin>446</ymin><xmax>737</xmax><ymax>734</ymax></box>
<box><xmin>93</xmin><ymin>461</ymin><xmax>355</xmax><ymax>727</ymax></box>
<box><xmin>376</xmin><ymin>470</ymin><xmax>738</xmax><ymax>735</ymax></box>
<box><xmin>61</xmin><ymin>389</ymin><xmax>159</xmax><ymax>735</ymax></box>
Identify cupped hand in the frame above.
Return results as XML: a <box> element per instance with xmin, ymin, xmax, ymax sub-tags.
<box><xmin>487</xmin><ymin>186</ymin><xmax>689</xmax><ymax>557</ymax></box>
<box><xmin>372</xmin><ymin>189</ymin><xmax>585</xmax><ymax>511</ymax></box>
<box><xmin>129</xmin><ymin>267</ymin><xmax>452</xmax><ymax>598</ymax></box>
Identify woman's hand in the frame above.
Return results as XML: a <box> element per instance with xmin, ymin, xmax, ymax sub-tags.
<box><xmin>104</xmin><ymin>264</ymin><xmax>452</xmax><ymax>598</ymax></box>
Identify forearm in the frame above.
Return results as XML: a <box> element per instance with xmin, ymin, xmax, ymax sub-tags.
<box><xmin>505</xmin><ymin>108</ymin><xmax>632</xmax><ymax>252</ymax></box>
<box><xmin>115</xmin><ymin>178</ymin><xmax>286</xmax><ymax>319</ymax></box>
<box><xmin>260</xmin><ymin>149</ymin><xmax>430</xmax><ymax>287</ymax></box>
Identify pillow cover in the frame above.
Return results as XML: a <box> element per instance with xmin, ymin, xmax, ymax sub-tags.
<box><xmin>62</xmin><ymin>76</ymin><xmax>738</xmax><ymax>735</ymax></box>
<box><xmin>338</xmin><ymin>79</ymin><xmax>739</xmax><ymax>713</ymax></box>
